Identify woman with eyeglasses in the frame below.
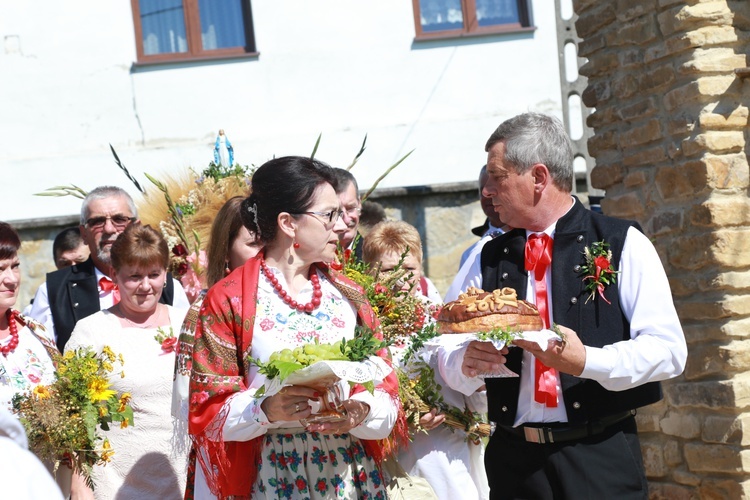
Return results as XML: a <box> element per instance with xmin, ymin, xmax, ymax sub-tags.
<box><xmin>188</xmin><ymin>156</ymin><xmax>401</xmax><ymax>499</ymax></box>
<box><xmin>66</xmin><ymin>224</ymin><xmax>188</xmax><ymax>499</ymax></box>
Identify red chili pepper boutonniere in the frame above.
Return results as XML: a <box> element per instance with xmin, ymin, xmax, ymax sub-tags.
<box><xmin>155</xmin><ymin>326</ymin><xmax>178</xmax><ymax>354</ymax></box>
<box><xmin>581</xmin><ymin>241</ymin><xmax>618</xmax><ymax>304</ymax></box>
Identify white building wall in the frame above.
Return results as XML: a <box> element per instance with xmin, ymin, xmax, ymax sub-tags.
<box><xmin>0</xmin><ymin>0</ymin><xmax>562</xmax><ymax>222</ymax></box>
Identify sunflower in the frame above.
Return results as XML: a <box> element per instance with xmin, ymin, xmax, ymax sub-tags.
<box><xmin>88</xmin><ymin>378</ymin><xmax>116</xmax><ymax>402</ymax></box>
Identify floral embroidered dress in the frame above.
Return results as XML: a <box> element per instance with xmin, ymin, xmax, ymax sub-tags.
<box><xmin>189</xmin><ymin>255</ymin><xmax>403</xmax><ymax>500</ymax></box>
<box><xmin>65</xmin><ymin>306</ymin><xmax>188</xmax><ymax>499</ymax></box>
<box><xmin>0</xmin><ymin>311</ymin><xmax>57</xmax><ymax>411</ymax></box>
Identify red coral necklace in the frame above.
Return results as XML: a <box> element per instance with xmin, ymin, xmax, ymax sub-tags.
<box><xmin>260</xmin><ymin>258</ymin><xmax>322</xmax><ymax>314</ymax></box>
<box><xmin>1</xmin><ymin>309</ymin><xmax>20</xmax><ymax>356</ymax></box>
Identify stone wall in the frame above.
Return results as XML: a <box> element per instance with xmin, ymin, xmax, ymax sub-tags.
<box><xmin>12</xmin><ymin>184</ymin><xmax>486</xmax><ymax>309</ymax></box>
<box><xmin>574</xmin><ymin>0</ymin><xmax>750</xmax><ymax>497</ymax></box>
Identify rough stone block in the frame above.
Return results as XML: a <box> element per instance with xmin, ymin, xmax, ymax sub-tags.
<box><xmin>699</xmin><ymin>105</ymin><xmax>749</xmax><ymax>129</ymax></box>
<box><xmin>623</xmin><ymin>145</ymin><xmax>667</xmax><ymax>167</ymax></box>
<box><xmin>611</xmin><ymin>73</ymin><xmax>639</xmax><ymax>100</ymax></box>
<box><xmin>575</xmin><ymin>3</ymin><xmax>616</xmax><ymax>39</ymax></box>
<box><xmin>581</xmin><ymin>80</ymin><xmax>611</xmax><ymax>107</ymax></box>
<box><xmin>572</xmin><ymin>0</ymin><xmax>598</xmax><ymax>14</ymax></box>
<box><xmin>607</xmin><ymin>15</ymin><xmax>658</xmax><ymax>47</ymax></box>
<box><xmin>699</xmin><ymin>479</ymin><xmax>750</xmax><ymax>500</ymax></box>
<box><xmin>660</xmin><ymin>412</ymin><xmax>702</xmax><ymax>438</ymax></box>
<box><xmin>590</xmin><ymin>163</ymin><xmax>623</xmax><ymax>190</ymax></box>
<box><xmin>586</xmin><ymin>105</ymin><xmax>616</xmax><ymax>129</ymax></box>
<box><xmin>623</xmin><ymin>170</ymin><xmax>648</xmax><ymax>188</ymax></box>
<box><xmin>668</xmin><ymin>232</ymin><xmax>715</xmax><ymax>270</ymax></box>
<box><xmin>685</xmin><ymin>341</ymin><xmax>750</xmax><ymax>380</ymax></box>
<box><xmin>599</xmin><ymin>192</ymin><xmax>645</xmax><ymax>219</ymax></box>
<box><xmin>672</xmin><ymin>469</ymin><xmax>702</xmax><ymax>488</ymax></box>
<box><xmin>664</xmin><ymin>76</ymin><xmax>735</xmax><ymax>111</ymax></box>
<box><xmin>577</xmin><ymin>33</ymin><xmax>605</xmax><ymax>58</ymax></box>
<box><xmin>620</xmin><ymin>119</ymin><xmax>662</xmax><ymax>148</ymax></box>
<box><xmin>713</xmin><ymin>230</ymin><xmax>750</xmax><ymax>267</ymax></box>
<box><xmin>689</xmin><ymin>197</ymin><xmax>750</xmax><ymax>227</ymax></box>
<box><xmin>639</xmin><ymin>66</ymin><xmax>676</xmax><ymax>93</ymax></box>
<box><xmin>651</xmin><ymin>209</ymin><xmax>683</xmax><ymax>235</ymax></box>
<box><xmin>587</xmin><ymin>129</ymin><xmax>616</xmax><ymax>155</ymax></box>
<box><xmin>676</xmin><ymin>299</ymin><xmax>734</xmax><ymax>322</ymax></box>
<box><xmin>682</xmin><ymin>131</ymin><xmax>745</xmax><ymax>157</ymax></box>
<box><xmin>685</xmin><ymin>443</ymin><xmax>750</xmax><ymax>473</ymax></box>
<box><xmin>658</xmin><ymin>3</ymin><xmax>734</xmax><ymax>38</ymax></box>
<box><xmin>649</xmin><ymin>482</ymin><xmax>697</xmax><ymax>499</ymax></box>
<box><xmin>616</xmin><ymin>48</ymin><xmax>644</xmax><ymax>70</ymax></box>
<box><xmin>646</xmin><ymin>26</ymin><xmax>738</xmax><ymax>64</ymax></box>
<box><xmin>722</xmin><ymin>317</ymin><xmax>750</xmax><ymax>339</ymax></box>
<box><xmin>655</xmin><ymin>165</ymin><xmax>702</xmax><ymax>200</ymax></box>
<box><xmin>682</xmin><ymin>154</ymin><xmax>750</xmax><ymax>192</ymax></box>
<box><xmin>615</xmin><ymin>0</ymin><xmax>655</xmax><ymax>22</ymax></box>
<box><xmin>643</xmin><ymin>441</ymin><xmax>669</xmax><ymax>477</ymax></box>
<box><xmin>679</xmin><ymin>48</ymin><xmax>746</xmax><ymax>74</ymax></box>
<box><xmin>664</xmin><ymin>440</ymin><xmax>684</xmax><ymax>467</ymax></box>
<box><xmin>703</xmin><ymin>413</ymin><xmax>750</xmax><ymax>446</ymax></box>
<box><xmin>617</xmin><ymin>97</ymin><xmax>658</xmax><ymax>122</ymax></box>
<box><xmin>668</xmin><ymin>374</ymin><xmax>750</xmax><ymax>410</ymax></box>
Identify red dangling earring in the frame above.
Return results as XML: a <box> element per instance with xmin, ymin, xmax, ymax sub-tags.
<box><xmin>293</xmin><ymin>241</ymin><xmax>300</xmax><ymax>249</ymax></box>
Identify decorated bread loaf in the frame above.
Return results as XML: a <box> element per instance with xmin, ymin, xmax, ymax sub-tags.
<box><xmin>437</xmin><ymin>287</ymin><xmax>543</xmax><ymax>333</ymax></box>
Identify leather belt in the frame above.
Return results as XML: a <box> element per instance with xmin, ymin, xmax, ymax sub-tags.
<box><xmin>497</xmin><ymin>409</ymin><xmax>636</xmax><ymax>444</ymax></box>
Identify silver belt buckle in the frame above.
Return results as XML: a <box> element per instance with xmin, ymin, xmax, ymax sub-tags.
<box><xmin>523</xmin><ymin>426</ymin><xmax>551</xmax><ymax>444</ymax></box>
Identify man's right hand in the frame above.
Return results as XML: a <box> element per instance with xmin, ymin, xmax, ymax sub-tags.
<box><xmin>461</xmin><ymin>340</ymin><xmax>508</xmax><ymax>377</ymax></box>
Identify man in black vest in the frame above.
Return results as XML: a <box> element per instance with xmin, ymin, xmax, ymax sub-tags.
<box><xmin>30</xmin><ymin>186</ymin><xmax>189</xmax><ymax>351</ymax></box>
<box><xmin>333</xmin><ymin>168</ymin><xmax>365</xmax><ymax>261</ymax></box>
<box><xmin>439</xmin><ymin>113</ymin><xmax>687</xmax><ymax>499</ymax></box>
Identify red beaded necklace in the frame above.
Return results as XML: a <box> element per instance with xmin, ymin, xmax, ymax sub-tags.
<box><xmin>1</xmin><ymin>309</ymin><xmax>20</xmax><ymax>356</ymax></box>
<box><xmin>260</xmin><ymin>258</ymin><xmax>322</xmax><ymax>314</ymax></box>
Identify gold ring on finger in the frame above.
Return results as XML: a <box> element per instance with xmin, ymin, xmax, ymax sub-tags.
<box><xmin>295</xmin><ymin>403</ymin><xmax>300</xmax><ymax>413</ymax></box>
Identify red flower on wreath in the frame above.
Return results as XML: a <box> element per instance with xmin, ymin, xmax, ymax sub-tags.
<box><xmin>581</xmin><ymin>241</ymin><xmax>618</xmax><ymax>304</ymax></box>
<box><xmin>161</xmin><ymin>337</ymin><xmax>178</xmax><ymax>353</ymax></box>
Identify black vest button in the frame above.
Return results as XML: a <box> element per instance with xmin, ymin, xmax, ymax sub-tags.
<box><xmin>573</xmin><ymin>265</ymin><xmax>581</xmax><ymax>273</ymax></box>
<box><xmin>503</xmin><ymin>247</ymin><xmax>509</xmax><ymax>254</ymax></box>
<box><xmin>501</xmin><ymin>406</ymin><xmax>508</xmax><ymax>412</ymax></box>
<box><xmin>577</xmin><ymin>235</ymin><xmax>584</xmax><ymax>242</ymax></box>
<box><xmin>71</xmin><ymin>283</ymin><xmax>77</xmax><ymax>287</ymax></box>
<box><xmin>73</xmin><ymin>302</ymin><xmax>79</xmax><ymax>308</ymax></box>
<box><xmin>501</xmin><ymin>272</ymin><xmax>508</xmax><ymax>280</ymax></box>
<box><xmin>573</xmin><ymin>402</ymin><xmax>581</xmax><ymax>409</ymax></box>
<box><xmin>570</xmin><ymin>297</ymin><xmax>578</xmax><ymax>304</ymax></box>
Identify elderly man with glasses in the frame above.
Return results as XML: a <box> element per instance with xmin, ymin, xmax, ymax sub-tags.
<box><xmin>332</xmin><ymin>168</ymin><xmax>364</xmax><ymax>261</ymax></box>
<box><xmin>30</xmin><ymin>186</ymin><xmax>190</xmax><ymax>351</ymax></box>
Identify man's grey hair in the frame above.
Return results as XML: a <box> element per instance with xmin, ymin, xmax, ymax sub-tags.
<box><xmin>80</xmin><ymin>186</ymin><xmax>138</xmax><ymax>224</ymax></box>
<box><xmin>485</xmin><ymin>112</ymin><xmax>574</xmax><ymax>193</ymax></box>
<box><xmin>331</xmin><ymin>168</ymin><xmax>359</xmax><ymax>197</ymax></box>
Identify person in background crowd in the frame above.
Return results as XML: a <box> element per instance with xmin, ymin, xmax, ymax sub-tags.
<box><xmin>363</xmin><ymin>220</ymin><xmax>488</xmax><ymax>499</ymax></box>
<box><xmin>0</xmin><ymin>222</ymin><xmax>69</xmax><ymax>495</ymax></box>
<box><xmin>66</xmin><ymin>224</ymin><xmax>188</xmax><ymax>499</ymax></box>
<box><xmin>439</xmin><ymin>112</ymin><xmax>687</xmax><ymax>499</ymax></box>
<box><xmin>52</xmin><ymin>227</ymin><xmax>90</xmax><ymax>270</ymax></box>
<box><xmin>358</xmin><ymin>200</ymin><xmax>387</xmax><ymax>236</ymax></box>
<box><xmin>332</xmin><ymin>168</ymin><xmax>364</xmax><ymax>260</ymax></box>
<box><xmin>172</xmin><ymin>196</ymin><xmax>262</xmax><ymax>427</ymax></box>
<box><xmin>29</xmin><ymin>186</ymin><xmax>190</xmax><ymax>351</ymax></box>
<box><xmin>444</xmin><ymin>165</ymin><xmax>507</xmax><ymax>302</ymax></box>
<box><xmin>188</xmin><ymin>156</ymin><xmax>400</xmax><ymax>499</ymax></box>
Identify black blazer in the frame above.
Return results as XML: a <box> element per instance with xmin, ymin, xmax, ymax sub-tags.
<box><xmin>47</xmin><ymin>257</ymin><xmax>175</xmax><ymax>351</ymax></box>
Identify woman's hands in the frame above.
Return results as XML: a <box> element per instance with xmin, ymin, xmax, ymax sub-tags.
<box><xmin>261</xmin><ymin>386</ymin><xmax>319</xmax><ymax>423</ymax></box>
<box><xmin>305</xmin><ymin>399</ymin><xmax>370</xmax><ymax>435</ymax></box>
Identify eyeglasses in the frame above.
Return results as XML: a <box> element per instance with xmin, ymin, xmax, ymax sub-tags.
<box><xmin>343</xmin><ymin>206</ymin><xmax>362</xmax><ymax>217</ymax></box>
<box><xmin>296</xmin><ymin>210</ymin><xmax>345</xmax><ymax>224</ymax></box>
<box><xmin>85</xmin><ymin>215</ymin><xmax>136</xmax><ymax>230</ymax></box>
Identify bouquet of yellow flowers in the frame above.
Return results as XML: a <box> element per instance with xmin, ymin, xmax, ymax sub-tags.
<box><xmin>12</xmin><ymin>346</ymin><xmax>135</xmax><ymax>489</ymax></box>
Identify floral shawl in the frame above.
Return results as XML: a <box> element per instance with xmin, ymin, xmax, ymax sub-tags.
<box><xmin>188</xmin><ymin>253</ymin><xmax>405</xmax><ymax>499</ymax></box>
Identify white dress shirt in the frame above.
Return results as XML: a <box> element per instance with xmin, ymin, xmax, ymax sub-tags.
<box><xmin>438</xmin><ymin>225</ymin><xmax>687</xmax><ymax>426</ymax></box>
<box><xmin>29</xmin><ymin>267</ymin><xmax>190</xmax><ymax>342</ymax></box>
<box><xmin>445</xmin><ymin>224</ymin><xmax>504</xmax><ymax>303</ymax></box>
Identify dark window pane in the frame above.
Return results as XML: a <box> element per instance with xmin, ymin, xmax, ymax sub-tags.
<box><xmin>138</xmin><ymin>0</ymin><xmax>188</xmax><ymax>55</ymax></box>
<box><xmin>198</xmin><ymin>0</ymin><xmax>246</xmax><ymax>50</ymax></box>
<box><xmin>418</xmin><ymin>0</ymin><xmax>463</xmax><ymax>32</ymax></box>
<box><xmin>476</xmin><ymin>0</ymin><xmax>520</xmax><ymax>27</ymax></box>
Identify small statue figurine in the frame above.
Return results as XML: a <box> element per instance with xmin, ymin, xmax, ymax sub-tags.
<box><xmin>213</xmin><ymin>129</ymin><xmax>234</xmax><ymax>167</ymax></box>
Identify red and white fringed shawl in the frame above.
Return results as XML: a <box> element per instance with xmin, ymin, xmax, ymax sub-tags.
<box><xmin>187</xmin><ymin>252</ymin><xmax>406</xmax><ymax>499</ymax></box>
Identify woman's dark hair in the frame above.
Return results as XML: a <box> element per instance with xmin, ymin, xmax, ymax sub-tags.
<box><xmin>0</xmin><ymin>222</ymin><xmax>21</xmax><ymax>260</ymax></box>
<box><xmin>206</xmin><ymin>196</ymin><xmax>256</xmax><ymax>287</ymax></box>
<box><xmin>110</xmin><ymin>223</ymin><xmax>169</xmax><ymax>272</ymax></box>
<box><xmin>241</xmin><ymin>156</ymin><xmax>338</xmax><ymax>244</ymax></box>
